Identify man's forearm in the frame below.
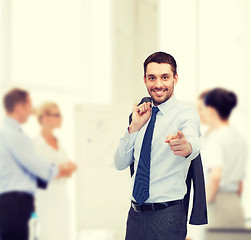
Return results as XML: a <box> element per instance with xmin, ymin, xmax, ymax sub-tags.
<box><xmin>114</xmin><ymin>130</ymin><xmax>137</xmax><ymax>170</ymax></box>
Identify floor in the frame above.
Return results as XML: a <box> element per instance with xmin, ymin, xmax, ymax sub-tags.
<box><xmin>78</xmin><ymin>229</ymin><xmax>124</xmax><ymax>240</ymax></box>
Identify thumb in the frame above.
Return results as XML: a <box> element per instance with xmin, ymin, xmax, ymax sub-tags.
<box><xmin>177</xmin><ymin>131</ymin><xmax>185</xmax><ymax>139</ymax></box>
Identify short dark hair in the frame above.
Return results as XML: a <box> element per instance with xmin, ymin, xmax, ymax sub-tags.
<box><xmin>143</xmin><ymin>51</ymin><xmax>177</xmax><ymax>77</ymax></box>
<box><xmin>198</xmin><ymin>89</ymin><xmax>210</xmax><ymax>100</ymax></box>
<box><xmin>204</xmin><ymin>88</ymin><xmax>237</xmax><ymax>120</ymax></box>
<box><xmin>3</xmin><ymin>88</ymin><xmax>29</xmax><ymax>113</ymax></box>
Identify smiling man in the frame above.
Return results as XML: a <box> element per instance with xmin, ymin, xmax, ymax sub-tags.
<box><xmin>145</xmin><ymin>61</ymin><xmax>176</xmax><ymax>105</ymax></box>
<box><xmin>114</xmin><ymin>52</ymin><xmax>201</xmax><ymax>240</ymax></box>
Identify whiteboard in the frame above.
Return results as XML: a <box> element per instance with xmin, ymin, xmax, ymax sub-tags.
<box><xmin>74</xmin><ymin>103</ymin><xmax>132</xmax><ymax>234</ymax></box>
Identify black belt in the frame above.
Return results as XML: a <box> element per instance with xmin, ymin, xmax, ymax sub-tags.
<box><xmin>0</xmin><ymin>191</ymin><xmax>34</xmax><ymax>201</ymax></box>
<box><xmin>131</xmin><ymin>199</ymin><xmax>183</xmax><ymax>212</ymax></box>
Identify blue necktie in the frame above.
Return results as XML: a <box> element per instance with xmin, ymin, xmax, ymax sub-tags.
<box><xmin>133</xmin><ymin>106</ymin><xmax>159</xmax><ymax>205</ymax></box>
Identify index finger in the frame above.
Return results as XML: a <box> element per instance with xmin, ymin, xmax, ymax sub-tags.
<box><xmin>169</xmin><ymin>138</ymin><xmax>182</xmax><ymax>146</ymax></box>
<box><xmin>165</xmin><ymin>134</ymin><xmax>178</xmax><ymax>143</ymax></box>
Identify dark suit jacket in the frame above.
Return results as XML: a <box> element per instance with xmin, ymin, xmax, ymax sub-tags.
<box><xmin>36</xmin><ymin>178</ymin><xmax>48</xmax><ymax>189</ymax></box>
<box><xmin>129</xmin><ymin>97</ymin><xmax>208</xmax><ymax>225</ymax></box>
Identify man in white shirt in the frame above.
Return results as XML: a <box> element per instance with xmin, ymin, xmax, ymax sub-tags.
<box><xmin>114</xmin><ymin>52</ymin><xmax>200</xmax><ymax>240</ymax></box>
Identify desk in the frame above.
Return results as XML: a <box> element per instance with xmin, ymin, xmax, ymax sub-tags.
<box><xmin>205</xmin><ymin>228</ymin><xmax>251</xmax><ymax>240</ymax></box>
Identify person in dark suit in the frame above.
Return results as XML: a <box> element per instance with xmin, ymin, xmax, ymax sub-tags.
<box><xmin>0</xmin><ymin>88</ymin><xmax>76</xmax><ymax>240</ymax></box>
<box><xmin>114</xmin><ymin>52</ymin><xmax>207</xmax><ymax>240</ymax></box>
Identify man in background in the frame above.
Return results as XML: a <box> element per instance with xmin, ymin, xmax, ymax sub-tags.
<box><xmin>0</xmin><ymin>88</ymin><xmax>76</xmax><ymax>240</ymax></box>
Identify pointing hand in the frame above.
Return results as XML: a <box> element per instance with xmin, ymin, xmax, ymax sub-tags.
<box><xmin>165</xmin><ymin>131</ymin><xmax>192</xmax><ymax>157</ymax></box>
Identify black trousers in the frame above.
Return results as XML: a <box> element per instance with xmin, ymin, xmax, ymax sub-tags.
<box><xmin>125</xmin><ymin>203</ymin><xmax>187</xmax><ymax>240</ymax></box>
<box><xmin>0</xmin><ymin>192</ymin><xmax>34</xmax><ymax>240</ymax></box>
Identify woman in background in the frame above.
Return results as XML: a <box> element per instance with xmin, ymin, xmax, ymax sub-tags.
<box><xmin>187</xmin><ymin>88</ymin><xmax>247</xmax><ymax>240</ymax></box>
<box><xmin>200</xmin><ymin>88</ymin><xmax>247</xmax><ymax>228</ymax></box>
<box><xmin>34</xmin><ymin>102</ymin><xmax>77</xmax><ymax>240</ymax></box>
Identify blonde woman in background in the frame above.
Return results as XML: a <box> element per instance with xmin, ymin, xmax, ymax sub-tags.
<box><xmin>34</xmin><ymin>102</ymin><xmax>77</xmax><ymax>240</ymax></box>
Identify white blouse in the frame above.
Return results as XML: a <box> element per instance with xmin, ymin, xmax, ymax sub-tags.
<box><xmin>201</xmin><ymin>125</ymin><xmax>248</xmax><ymax>192</ymax></box>
<box><xmin>33</xmin><ymin>134</ymin><xmax>71</xmax><ymax>240</ymax></box>
<box><xmin>33</xmin><ymin>134</ymin><xmax>70</xmax><ymax>204</ymax></box>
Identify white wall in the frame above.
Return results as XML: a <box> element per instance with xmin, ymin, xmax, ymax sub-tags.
<box><xmin>9</xmin><ymin>0</ymin><xmax>82</xmax><ymax>92</ymax></box>
<box><xmin>1</xmin><ymin>0</ymin><xmax>114</xmax><ymax>150</ymax></box>
<box><xmin>83</xmin><ymin>0</ymin><xmax>112</xmax><ymax>104</ymax></box>
<box><xmin>112</xmin><ymin>0</ymin><xmax>159</xmax><ymax>105</ymax></box>
<box><xmin>158</xmin><ymin>0</ymin><xmax>198</xmax><ymax>103</ymax></box>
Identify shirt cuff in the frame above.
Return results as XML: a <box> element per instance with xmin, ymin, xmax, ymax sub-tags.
<box><xmin>186</xmin><ymin>137</ymin><xmax>200</xmax><ymax>161</ymax></box>
<box><xmin>48</xmin><ymin>163</ymin><xmax>59</xmax><ymax>180</ymax></box>
<box><xmin>124</xmin><ymin>128</ymin><xmax>139</xmax><ymax>146</ymax></box>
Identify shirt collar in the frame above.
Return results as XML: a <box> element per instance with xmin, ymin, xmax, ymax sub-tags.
<box><xmin>4</xmin><ymin>117</ymin><xmax>22</xmax><ymax>131</ymax></box>
<box><xmin>153</xmin><ymin>95</ymin><xmax>177</xmax><ymax>115</ymax></box>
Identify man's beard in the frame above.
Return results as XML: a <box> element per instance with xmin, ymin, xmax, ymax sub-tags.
<box><xmin>148</xmin><ymin>85</ymin><xmax>174</xmax><ymax>106</ymax></box>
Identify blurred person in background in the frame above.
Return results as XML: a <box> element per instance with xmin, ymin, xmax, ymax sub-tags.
<box><xmin>0</xmin><ymin>88</ymin><xmax>76</xmax><ymax>240</ymax></box>
<box><xmin>34</xmin><ymin>102</ymin><xmax>77</xmax><ymax>240</ymax></box>
<box><xmin>199</xmin><ymin>88</ymin><xmax>247</xmax><ymax>228</ymax></box>
<box><xmin>197</xmin><ymin>90</ymin><xmax>210</xmax><ymax>133</ymax></box>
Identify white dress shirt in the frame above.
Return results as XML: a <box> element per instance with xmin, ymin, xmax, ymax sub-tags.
<box><xmin>114</xmin><ymin>96</ymin><xmax>200</xmax><ymax>203</ymax></box>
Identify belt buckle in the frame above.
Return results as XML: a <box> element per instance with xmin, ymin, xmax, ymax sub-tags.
<box><xmin>132</xmin><ymin>202</ymin><xmax>141</xmax><ymax>212</ymax></box>
<box><xmin>151</xmin><ymin>203</ymin><xmax>155</xmax><ymax>211</ymax></box>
